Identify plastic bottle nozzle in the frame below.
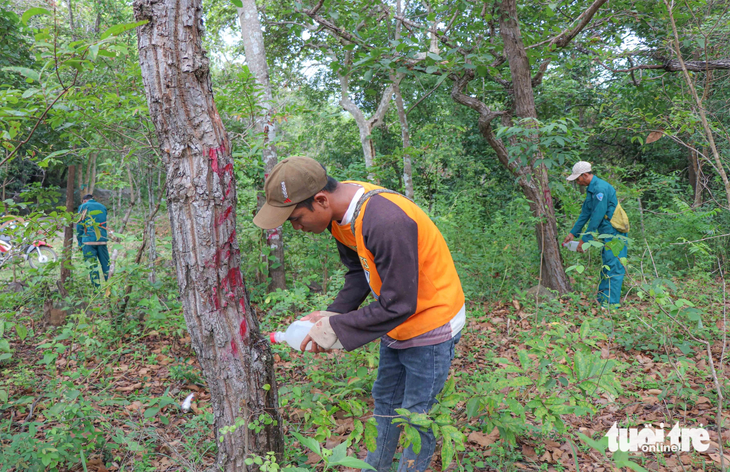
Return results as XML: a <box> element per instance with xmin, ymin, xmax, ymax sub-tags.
<box><xmin>269</xmin><ymin>332</ymin><xmax>277</xmax><ymax>343</ymax></box>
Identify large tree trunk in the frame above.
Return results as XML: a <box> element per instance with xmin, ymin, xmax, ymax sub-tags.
<box><xmin>237</xmin><ymin>0</ymin><xmax>285</xmax><ymax>292</ymax></box>
<box><xmin>496</xmin><ymin>0</ymin><xmax>571</xmax><ymax>293</ymax></box>
<box><xmin>58</xmin><ymin>164</ymin><xmax>76</xmax><ymax>297</ymax></box>
<box><xmin>133</xmin><ymin>0</ymin><xmax>284</xmax><ymax>469</ymax></box>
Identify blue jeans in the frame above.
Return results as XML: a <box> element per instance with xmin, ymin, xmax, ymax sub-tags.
<box><xmin>597</xmin><ymin>233</ymin><xmax>628</xmax><ymax>306</ymax></box>
<box><xmin>364</xmin><ymin>334</ymin><xmax>460</xmax><ymax>472</ymax></box>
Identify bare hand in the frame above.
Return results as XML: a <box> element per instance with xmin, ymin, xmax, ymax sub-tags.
<box><xmin>300</xmin><ymin>310</ymin><xmax>324</xmax><ymax>323</ymax></box>
<box><xmin>562</xmin><ymin>233</ymin><xmax>574</xmax><ymax>246</ymax></box>
<box><xmin>300</xmin><ymin>334</ymin><xmax>329</xmax><ymax>353</ymax></box>
<box><xmin>577</xmin><ymin>240</ymin><xmax>585</xmax><ymax>253</ymax></box>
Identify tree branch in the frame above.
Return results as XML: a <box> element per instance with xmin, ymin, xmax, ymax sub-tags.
<box><xmin>527</xmin><ymin>0</ymin><xmax>609</xmax><ymax>50</ymax></box>
<box><xmin>597</xmin><ymin>58</ymin><xmax>730</xmax><ymax>73</ymax></box>
<box><xmin>530</xmin><ymin>0</ymin><xmax>609</xmax><ymax>87</ymax></box>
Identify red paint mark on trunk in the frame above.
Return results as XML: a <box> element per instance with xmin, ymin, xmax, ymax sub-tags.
<box><xmin>543</xmin><ymin>188</ymin><xmax>553</xmax><ymax>209</ymax></box>
<box><xmin>231</xmin><ymin>339</ymin><xmax>238</xmax><ymax>355</ymax></box>
<box><xmin>226</xmin><ymin>267</ymin><xmax>243</xmax><ymax>290</ymax></box>
<box><xmin>239</xmin><ymin>319</ymin><xmax>247</xmax><ymax>338</ymax></box>
<box><xmin>211</xmin><ymin>287</ymin><xmax>220</xmax><ymax>310</ymax></box>
<box><xmin>239</xmin><ymin>298</ymin><xmax>246</xmax><ymax>313</ymax></box>
<box><xmin>228</xmin><ymin>230</ymin><xmax>237</xmax><ymax>244</ymax></box>
<box><xmin>216</xmin><ymin>206</ymin><xmax>233</xmax><ymax>226</ymax></box>
<box><xmin>224</xmin><ymin>178</ymin><xmax>233</xmax><ymax>200</ymax></box>
<box><xmin>208</xmin><ymin>144</ymin><xmax>230</xmax><ymax>177</ymax></box>
<box><xmin>209</xmin><ymin>148</ymin><xmax>220</xmax><ymax>175</ymax></box>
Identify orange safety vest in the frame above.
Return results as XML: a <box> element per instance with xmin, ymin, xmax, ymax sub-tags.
<box><xmin>330</xmin><ymin>181</ymin><xmax>465</xmax><ymax>340</ymax></box>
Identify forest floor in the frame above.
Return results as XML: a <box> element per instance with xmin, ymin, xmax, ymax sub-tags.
<box><xmin>2</xmin><ymin>276</ymin><xmax>728</xmax><ymax>472</ymax></box>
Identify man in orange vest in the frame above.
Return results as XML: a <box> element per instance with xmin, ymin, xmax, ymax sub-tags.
<box><xmin>254</xmin><ymin>156</ymin><xmax>465</xmax><ymax>472</ymax></box>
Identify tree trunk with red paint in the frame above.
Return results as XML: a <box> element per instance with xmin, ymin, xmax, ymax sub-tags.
<box><xmin>133</xmin><ymin>0</ymin><xmax>284</xmax><ymax>469</ymax></box>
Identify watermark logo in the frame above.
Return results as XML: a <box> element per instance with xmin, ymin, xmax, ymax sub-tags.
<box><xmin>606</xmin><ymin>422</ymin><xmax>710</xmax><ymax>453</ymax></box>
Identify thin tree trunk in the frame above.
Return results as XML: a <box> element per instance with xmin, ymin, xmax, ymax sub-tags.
<box><xmin>58</xmin><ymin>164</ymin><xmax>76</xmax><ymax>297</ymax></box>
<box><xmin>77</xmin><ymin>160</ymin><xmax>84</xmax><ymax>195</ymax></box>
<box><xmin>394</xmin><ymin>0</ymin><xmax>413</xmax><ymax>199</ymax></box>
<box><xmin>88</xmin><ymin>155</ymin><xmax>97</xmax><ymax>195</ymax></box>
<box><xmin>84</xmin><ymin>156</ymin><xmax>93</xmax><ymax>192</ymax></box>
<box><xmin>689</xmin><ymin>148</ymin><xmax>703</xmax><ymax>206</ymax></box>
<box><xmin>118</xmin><ymin>166</ymin><xmax>137</xmax><ymax>234</ymax></box>
<box><xmin>146</xmin><ymin>173</ymin><xmax>157</xmax><ymax>284</ymax></box>
<box><xmin>237</xmin><ymin>0</ymin><xmax>285</xmax><ymax>292</ymax></box>
<box><xmin>337</xmin><ymin>51</ymin><xmax>402</xmax><ymax>180</ymax></box>
<box><xmin>133</xmin><ymin>0</ymin><xmax>284</xmax><ymax>468</ymax></box>
<box><xmin>68</xmin><ymin>0</ymin><xmax>76</xmax><ymax>40</ymax></box>
<box><xmin>393</xmin><ymin>81</ymin><xmax>413</xmax><ymax>199</ymax></box>
<box><xmin>665</xmin><ymin>0</ymin><xmax>730</xmax><ymax>210</ymax></box>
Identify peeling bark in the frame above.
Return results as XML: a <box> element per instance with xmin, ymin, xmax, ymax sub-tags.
<box><xmin>133</xmin><ymin>0</ymin><xmax>284</xmax><ymax>468</ymax></box>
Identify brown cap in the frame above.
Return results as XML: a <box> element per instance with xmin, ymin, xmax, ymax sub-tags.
<box><xmin>253</xmin><ymin>156</ymin><xmax>327</xmax><ymax>229</ymax></box>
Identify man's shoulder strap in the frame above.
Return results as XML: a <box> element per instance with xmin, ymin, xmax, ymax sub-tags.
<box><xmin>351</xmin><ymin>188</ymin><xmax>411</xmax><ymax>239</ymax></box>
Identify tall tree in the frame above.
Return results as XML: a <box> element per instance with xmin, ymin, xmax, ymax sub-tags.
<box><xmin>292</xmin><ymin>0</ymin><xmax>615</xmax><ymax>292</ymax></box>
<box><xmin>237</xmin><ymin>0</ymin><xmax>286</xmax><ymax>291</ymax></box>
<box><xmin>133</xmin><ymin>0</ymin><xmax>284</xmax><ymax>469</ymax></box>
<box><xmin>302</xmin><ymin>2</ymin><xmax>403</xmax><ymax>180</ymax></box>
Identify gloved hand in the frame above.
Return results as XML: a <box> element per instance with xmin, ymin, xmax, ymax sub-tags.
<box><xmin>300</xmin><ymin>310</ymin><xmax>338</xmax><ymax>323</ymax></box>
<box><xmin>300</xmin><ymin>317</ymin><xmax>339</xmax><ymax>352</ymax></box>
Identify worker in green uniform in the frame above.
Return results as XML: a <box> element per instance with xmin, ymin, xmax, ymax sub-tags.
<box><xmin>563</xmin><ymin>162</ymin><xmax>628</xmax><ymax>306</ymax></box>
<box><xmin>76</xmin><ymin>194</ymin><xmax>109</xmax><ymax>288</ymax></box>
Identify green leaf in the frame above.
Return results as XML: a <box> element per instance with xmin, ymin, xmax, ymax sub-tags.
<box><xmin>0</xmin><ymin>353</ymin><xmax>11</xmax><ymax>362</ymax></box>
<box><xmin>328</xmin><ymin>441</ymin><xmax>348</xmax><ymax>463</ymax></box>
<box><xmin>21</xmin><ymin>88</ymin><xmax>40</xmax><ymax>99</ymax></box>
<box><xmin>15</xmin><ymin>324</ymin><xmax>27</xmax><ymax>341</ymax></box>
<box><xmin>290</xmin><ymin>431</ymin><xmax>321</xmax><ymax>456</ymax></box>
<box><xmin>508</xmin><ymin>376</ymin><xmax>533</xmax><ymax>388</ymax></box>
<box><xmin>425</xmin><ymin>66</ymin><xmax>438</xmax><ymax>74</ymax></box>
<box><xmin>465</xmin><ymin>397</ymin><xmax>481</xmax><ymax>418</ymax></box>
<box><xmin>427</xmin><ymin>52</ymin><xmax>442</xmax><ymax>61</ymax></box>
<box><xmin>89</xmin><ymin>44</ymin><xmax>99</xmax><ymax>61</ymax></box>
<box><xmin>0</xmin><ymin>321</ymin><xmax>4</xmax><ymax>338</ymax></box>
<box><xmin>0</xmin><ymin>389</ymin><xmax>7</xmax><ymax>403</ymax></box>
<box><xmin>329</xmin><ymin>456</ymin><xmax>375</xmax><ymax>470</ymax></box>
<box><xmin>441</xmin><ymin>435</ymin><xmax>454</xmax><ymax>468</ymax></box>
<box><xmin>575</xmin><ymin>431</ymin><xmax>607</xmax><ymax>454</ymax></box>
<box><xmin>144</xmin><ymin>407</ymin><xmax>160</xmax><ymax>418</ymax></box>
<box><xmin>231</xmin><ymin>0</ymin><xmax>243</xmax><ymax>6</ymax></box>
<box><xmin>100</xmin><ymin>20</ymin><xmax>149</xmax><ymax>40</ymax></box>
<box><xmin>21</xmin><ymin>7</ymin><xmax>50</xmax><ymax>26</ymax></box>
<box><xmin>2</xmin><ymin>67</ymin><xmax>40</xmax><ymax>83</ymax></box>
<box><xmin>404</xmin><ymin>425</ymin><xmax>422</xmax><ymax>454</ymax></box>
<box><xmin>364</xmin><ymin>419</ymin><xmax>378</xmax><ymax>452</ymax></box>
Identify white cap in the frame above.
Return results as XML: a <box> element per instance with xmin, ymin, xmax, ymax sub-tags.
<box><xmin>567</xmin><ymin>161</ymin><xmax>592</xmax><ymax>181</ymax></box>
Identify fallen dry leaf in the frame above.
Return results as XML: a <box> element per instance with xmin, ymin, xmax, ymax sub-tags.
<box><xmin>468</xmin><ymin>427</ymin><xmax>500</xmax><ymax>447</ymax></box>
<box><xmin>522</xmin><ymin>444</ymin><xmax>538</xmax><ymax>461</ymax></box>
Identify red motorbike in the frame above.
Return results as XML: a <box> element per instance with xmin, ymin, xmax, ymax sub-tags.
<box><xmin>0</xmin><ymin>221</ymin><xmax>57</xmax><ymax>269</ymax></box>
